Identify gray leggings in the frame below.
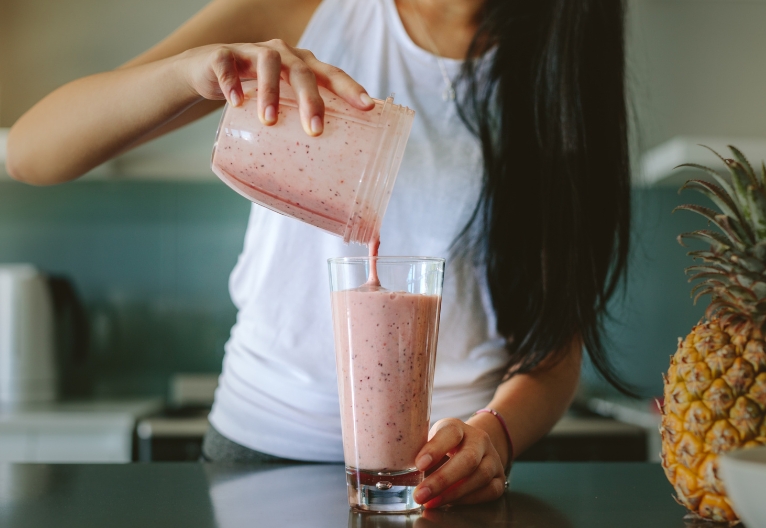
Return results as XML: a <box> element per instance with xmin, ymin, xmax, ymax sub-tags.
<box><xmin>201</xmin><ymin>425</ymin><xmax>306</xmax><ymax>464</ymax></box>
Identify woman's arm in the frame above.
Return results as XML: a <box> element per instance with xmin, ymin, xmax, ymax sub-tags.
<box><xmin>5</xmin><ymin>0</ymin><xmax>372</xmax><ymax>185</ymax></box>
<box><xmin>413</xmin><ymin>340</ymin><xmax>583</xmax><ymax>507</ymax></box>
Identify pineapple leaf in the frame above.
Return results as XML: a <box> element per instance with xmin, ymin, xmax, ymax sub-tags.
<box><xmin>696</xmin><ymin>280</ymin><xmax>731</xmax><ymax>295</ymax></box>
<box><xmin>718</xmin><ymin>214</ymin><xmax>754</xmax><ymax>247</ymax></box>
<box><xmin>699</xmin><ymin>144</ymin><xmax>729</xmax><ymax>165</ymax></box>
<box><xmin>730</xmin><ymin>253</ymin><xmax>766</xmax><ymax>274</ymax></box>
<box><xmin>751</xmin><ymin>282</ymin><xmax>766</xmax><ymax>299</ymax></box>
<box><xmin>677</xmin><ymin>230</ymin><xmax>731</xmax><ymax>252</ymax></box>
<box><xmin>728</xmin><ymin>145</ymin><xmax>759</xmax><ymax>187</ymax></box>
<box><xmin>688</xmin><ymin>249</ymin><xmax>729</xmax><ymax>260</ymax></box>
<box><xmin>690</xmin><ymin>280</ymin><xmax>717</xmax><ymax>298</ymax></box>
<box><xmin>706</xmin><ymin>301</ymin><xmax>741</xmax><ymax>320</ymax></box>
<box><xmin>719</xmin><ymin>312</ymin><xmax>754</xmax><ymax>328</ymax></box>
<box><xmin>754</xmin><ymin>240</ymin><xmax>766</xmax><ymax>261</ymax></box>
<box><xmin>715</xmin><ymin>291</ymin><xmax>756</xmax><ymax>308</ymax></box>
<box><xmin>705</xmin><ymin>296</ymin><xmax>752</xmax><ymax>319</ymax></box>
<box><xmin>689</xmin><ymin>272</ymin><xmax>735</xmax><ymax>287</ymax></box>
<box><xmin>676</xmin><ymin>163</ymin><xmax>737</xmax><ymax>204</ymax></box>
<box><xmin>726</xmin><ymin>285</ymin><xmax>757</xmax><ymax>301</ymax></box>
<box><xmin>687</xmin><ymin>251</ymin><xmax>734</xmax><ymax>269</ymax></box>
<box><xmin>680</xmin><ymin>179</ymin><xmax>744</xmax><ymax>224</ymax></box>
<box><xmin>735</xmin><ymin>270</ymin><xmax>766</xmax><ymax>287</ymax></box>
<box><xmin>693</xmin><ymin>287</ymin><xmax>715</xmax><ymax>305</ymax></box>
<box><xmin>674</xmin><ymin>204</ymin><xmax>719</xmax><ymax>221</ymax></box>
<box><xmin>746</xmin><ymin>184</ymin><xmax>766</xmax><ymax>240</ymax></box>
<box><xmin>727</xmin><ymin>145</ymin><xmax>758</xmax><ymax>186</ymax></box>
<box><xmin>736</xmin><ymin>274</ymin><xmax>755</xmax><ymax>289</ymax></box>
<box><xmin>698</xmin><ymin>145</ymin><xmax>749</xmax><ymax>206</ymax></box>
<box><xmin>725</xmin><ymin>159</ymin><xmax>757</xmax><ymax>215</ymax></box>
<box><xmin>673</xmin><ymin>205</ymin><xmax>750</xmax><ymax>248</ymax></box>
<box><xmin>684</xmin><ymin>264</ymin><xmax>732</xmax><ymax>275</ymax></box>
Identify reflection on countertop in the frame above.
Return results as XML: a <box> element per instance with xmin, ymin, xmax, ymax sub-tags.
<box><xmin>0</xmin><ymin>462</ymin><xmax>686</xmax><ymax>528</ymax></box>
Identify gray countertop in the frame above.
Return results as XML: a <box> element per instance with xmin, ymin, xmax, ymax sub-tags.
<box><xmin>0</xmin><ymin>462</ymin><xmax>688</xmax><ymax>527</ymax></box>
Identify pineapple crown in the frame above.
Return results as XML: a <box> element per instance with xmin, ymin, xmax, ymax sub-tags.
<box><xmin>676</xmin><ymin>145</ymin><xmax>766</xmax><ymax>326</ymax></box>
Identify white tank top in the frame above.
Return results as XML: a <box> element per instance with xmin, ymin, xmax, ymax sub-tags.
<box><xmin>209</xmin><ymin>0</ymin><xmax>509</xmax><ymax>462</ymax></box>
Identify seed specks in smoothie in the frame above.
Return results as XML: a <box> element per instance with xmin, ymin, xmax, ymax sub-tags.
<box><xmin>331</xmin><ymin>287</ymin><xmax>440</xmax><ymax>471</ymax></box>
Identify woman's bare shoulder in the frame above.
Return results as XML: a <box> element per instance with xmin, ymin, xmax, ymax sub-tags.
<box><xmin>123</xmin><ymin>0</ymin><xmax>322</xmax><ymax>68</ymax></box>
<box><xmin>217</xmin><ymin>0</ymin><xmax>323</xmax><ymax>45</ymax></box>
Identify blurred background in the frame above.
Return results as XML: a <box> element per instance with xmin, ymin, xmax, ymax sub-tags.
<box><xmin>1</xmin><ymin>0</ymin><xmax>764</xmax><ymax>463</ymax></box>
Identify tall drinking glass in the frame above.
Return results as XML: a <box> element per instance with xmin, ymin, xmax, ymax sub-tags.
<box><xmin>328</xmin><ymin>257</ymin><xmax>445</xmax><ymax>513</ymax></box>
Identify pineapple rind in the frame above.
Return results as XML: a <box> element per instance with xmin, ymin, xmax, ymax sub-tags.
<box><xmin>662</xmin><ymin>320</ymin><xmax>766</xmax><ymax>523</ymax></box>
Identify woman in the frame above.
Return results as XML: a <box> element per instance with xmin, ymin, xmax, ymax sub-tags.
<box><xmin>6</xmin><ymin>0</ymin><xmax>630</xmax><ymax>508</ymax></box>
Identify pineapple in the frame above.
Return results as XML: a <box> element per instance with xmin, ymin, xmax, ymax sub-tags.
<box><xmin>661</xmin><ymin>146</ymin><xmax>766</xmax><ymax>523</ymax></box>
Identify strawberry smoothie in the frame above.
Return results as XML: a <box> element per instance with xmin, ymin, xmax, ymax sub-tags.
<box><xmin>331</xmin><ymin>287</ymin><xmax>441</xmax><ymax>471</ymax></box>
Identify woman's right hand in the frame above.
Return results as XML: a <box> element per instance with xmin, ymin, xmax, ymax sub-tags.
<box><xmin>175</xmin><ymin>40</ymin><xmax>375</xmax><ymax>136</ymax></box>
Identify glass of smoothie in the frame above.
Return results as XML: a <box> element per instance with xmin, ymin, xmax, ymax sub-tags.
<box><xmin>211</xmin><ymin>81</ymin><xmax>415</xmax><ymax>245</ymax></box>
<box><xmin>328</xmin><ymin>256</ymin><xmax>445</xmax><ymax>513</ymax></box>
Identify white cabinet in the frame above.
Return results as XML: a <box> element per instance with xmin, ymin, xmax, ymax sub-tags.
<box><xmin>0</xmin><ymin>399</ymin><xmax>163</xmax><ymax>463</ymax></box>
<box><xmin>0</xmin><ymin>432</ymin><xmax>28</xmax><ymax>461</ymax></box>
<box><xmin>639</xmin><ymin>136</ymin><xmax>766</xmax><ymax>188</ymax></box>
<box><xmin>0</xmin><ymin>126</ymin><xmax>218</xmax><ymax>183</ymax></box>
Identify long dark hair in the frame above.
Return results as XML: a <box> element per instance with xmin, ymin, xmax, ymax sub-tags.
<box><xmin>455</xmin><ymin>0</ymin><xmax>633</xmax><ymax>393</ymax></box>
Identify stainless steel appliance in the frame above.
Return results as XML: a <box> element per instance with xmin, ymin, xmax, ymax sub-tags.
<box><xmin>0</xmin><ymin>265</ymin><xmax>87</xmax><ymax>404</ymax></box>
<box><xmin>0</xmin><ymin>265</ymin><xmax>56</xmax><ymax>403</ymax></box>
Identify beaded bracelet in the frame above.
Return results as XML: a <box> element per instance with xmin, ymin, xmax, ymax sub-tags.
<box><xmin>473</xmin><ymin>408</ymin><xmax>514</xmax><ymax>476</ymax></box>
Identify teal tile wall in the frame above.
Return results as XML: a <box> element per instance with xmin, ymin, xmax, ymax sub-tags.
<box><xmin>0</xmin><ymin>180</ymin><xmax>710</xmax><ymax>399</ymax></box>
<box><xmin>593</xmin><ymin>187</ymin><xmax>707</xmax><ymax>397</ymax></box>
<box><xmin>0</xmin><ymin>180</ymin><xmax>251</xmax><ymax>398</ymax></box>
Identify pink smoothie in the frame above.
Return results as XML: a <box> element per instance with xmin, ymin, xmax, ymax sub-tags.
<box><xmin>212</xmin><ymin>82</ymin><xmax>386</xmax><ymax>239</ymax></box>
<box><xmin>331</xmin><ymin>288</ymin><xmax>441</xmax><ymax>471</ymax></box>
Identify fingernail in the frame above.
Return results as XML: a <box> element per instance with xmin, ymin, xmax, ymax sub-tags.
<box><xmin>264</xmin><ymin>105</ymin><xmax>276</xmax><ymax>124</ymax></box>
<box><xmin>360</xmin><ymin>92</ymin><xmax>374</xmax><ymax>107</ymax></box>
<box><xmin>416</xmin><ymin>454</ymin><xmax>432</xmax><ymax>471</ymax></box>
<box><xmin>310</xmin><ymin>115</ymin><xmax>323</xmax><ymax>135</ymax></box>
<box><xmin>230</xmin><ymin>91</ymin><xmax>241</xmax><ymax>107</ymax></box>
<box><xmin>414</xmin><ymin>486</ymin><xmax>431</xmax><ymax>504</ymax></box>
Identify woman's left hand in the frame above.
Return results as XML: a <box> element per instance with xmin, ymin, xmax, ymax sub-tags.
<box><xmin>412</xmin><ymin>418</ymin><xmax>507</xmax><ymax>508</ymax></box>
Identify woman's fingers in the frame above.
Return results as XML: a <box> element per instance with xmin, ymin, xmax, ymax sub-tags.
<box><xmin>260</xmin><ymin>39</ymin><xmax>324</xmax><ymax>136</ymax></box>
<box><xmin>211</xmin><ymin>46</ymin><xmax>244</xmax><ymax>107</ymax></box>
<box><xmin>425</xmin><ymin>456</ymin><xmax>504</xmax><ymax>507</ymax></box>
<box><xmin>253</xmin><ymin>45</ymin><xmax>282</xmax><ymax>125</ymax></box>
<box><xmin>284</xmin><ymin>55</ymin><xmax>324</xmax><ymax>135</ymax></box>
<box><xmin>415</xmin><ymin>419</ymin><xmax>465</xmax><ymax>472</ymax></box>
<box><xmin>412</xmin><ymin>419</ymin><xmax>508</xmax><ymax>507</ymax></box>
<box><xmin>447</xmin><ymin>477</ymin><xmax>507</xmax><ymax>506</ymax></box>
<box><xmin>298</xmin><ymin>50</ymin><xmax>375</xmax><ymax>110</ymax></box>
<box><xmin>198</xmin><ymin>40</ymin><xmax>372</xmax><ymax>135</ymax></box>
<box><xmin>415</xmin><ymin>443</ymin><xmax>484</xmax><ymax>505</ymax></box>
<box><xmin>414</xmin><ymin>419</ymin><xmax>493</xmax><ymax>505</ymax></box>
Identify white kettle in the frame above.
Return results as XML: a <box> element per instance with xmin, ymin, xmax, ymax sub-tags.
<box><xmin>0</xmin><ymin>265</ymin><xmax>57</xmax><ymax>404</ymax></box>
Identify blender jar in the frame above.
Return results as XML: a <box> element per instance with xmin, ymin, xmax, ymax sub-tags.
<box><xmin>211</xmin><ymin>81</ymin><xmax>415</xmax><ymax>245</ymax></box>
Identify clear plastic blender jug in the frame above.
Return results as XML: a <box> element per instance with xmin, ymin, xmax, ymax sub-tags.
<box><xmin>212</xmin><ymin>81</ymin><xmax>415</xmax><ymax>245</ymax></box>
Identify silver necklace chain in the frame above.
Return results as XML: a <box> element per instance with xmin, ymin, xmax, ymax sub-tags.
<box><xmin>406</xmin><ymin>0</ymin><xmax>456</xmax><ymax>101</ymax></box>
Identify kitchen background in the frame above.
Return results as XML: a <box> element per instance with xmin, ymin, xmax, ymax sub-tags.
<box><xmin>2</xmin><ymin>0</ymin><xmax>766</xmax><ymax>459</ymax></box>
